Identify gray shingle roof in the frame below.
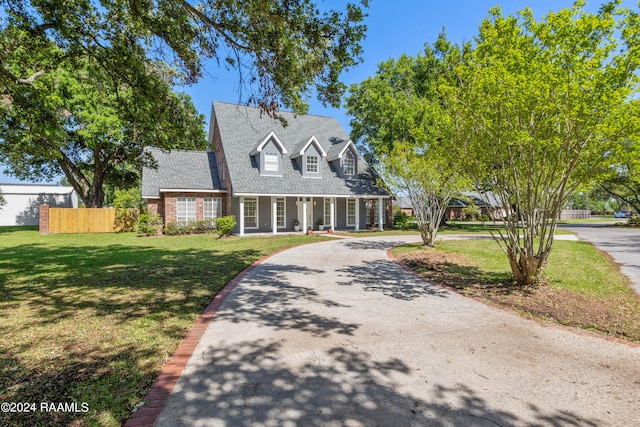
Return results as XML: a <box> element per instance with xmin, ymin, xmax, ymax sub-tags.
<box><xmin>141</xmin><ymin>148</ymin><xmax>222</xmax><ymax>198</ymax></box>
<box><xmin>212</xmin><ymin>102</ymin><xmax>389</xmax><ymax>197</ymax></box>
<box><xmin>326</xmin><ymin>139</ymin><xmax>351</xmax><ymax>161</ymax></box>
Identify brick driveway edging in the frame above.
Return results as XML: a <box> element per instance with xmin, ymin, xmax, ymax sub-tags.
<box><xmin>124</xmin><ymin>247</ymin><xmax>292</xmax><ymax>427</ymax></box>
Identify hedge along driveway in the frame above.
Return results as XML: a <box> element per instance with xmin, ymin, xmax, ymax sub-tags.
<box><xmin>155</xmin><ymin>235</ymin><xmax>640</xmax><ymax>427</ymax></box>
<box><xmin>0</xmin><ymin>227</ymin><xmax>327</xmax><ymax>427</ymax></box>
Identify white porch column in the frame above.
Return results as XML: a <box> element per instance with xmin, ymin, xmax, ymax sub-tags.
<box><xmin>239</xmin><ymin>197</ymin><xmax>245</xmax><ymax>236</ymax></box>
<box><xmin>355</xmin><ymin>197</ymin><xmax>360</xmax><ymax>231</ymax></box>
<box><xmin>302</xmin><ymin>198</ymin><xmax>308</xmax><ymax>232</ymax></box>
<box><xmin>378</xmin><ymin>197</ymin><xmax>384</xmax><ymax>231</ymax></box>
<box><xmin>330</xmin><ymin>198</ymin><xmax>335</xmax><ymax>231</ymax></box>
<box><xmin>271</xmin><ymin>197</ymin><xmax>277</xmax><ymax>235</ymax></box>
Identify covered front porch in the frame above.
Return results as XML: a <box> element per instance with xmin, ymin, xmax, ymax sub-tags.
<box><xmin>233</xmin><ymin>195</ymin><xmax>390</xmax><ymax>236</ymax></box>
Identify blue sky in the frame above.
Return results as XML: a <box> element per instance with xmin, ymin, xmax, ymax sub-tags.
<box><xmin>1</xmin><ymin>0</ymin><xmax>635</xmax><ymax>184</ymax></box>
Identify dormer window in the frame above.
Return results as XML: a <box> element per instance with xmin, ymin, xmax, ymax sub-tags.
<box><xmin>306</xmin><ymin>155</ymin><xmax>318</xmax><ymax>173</ymax></box>
<box><xmin>343</xmin><ymin>157</ymin><xmax>355</xmax><ymax>176</ymax></box>
<box><xmin>291</xmin><ymin>135</ymin><xmax>326</xmax><ymax>178</ymax></box>
<box><xmin>265</xmin><ymin>152</ymin><xmax>279</xmax><ymax>172</ymax></box>
<box><xmin>251</xmin><ymin>131</ymin><xmax>287</xmax><ymax>176</ymax></box>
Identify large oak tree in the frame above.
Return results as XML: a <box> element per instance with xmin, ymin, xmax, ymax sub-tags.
<box><xmin>0</xmin><ymin>0</ymin><xmax>368</xmax><ymax>206</ymax></box>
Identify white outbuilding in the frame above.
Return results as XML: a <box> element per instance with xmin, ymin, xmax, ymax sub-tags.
<box><xmin>0</xmin><ymin>184</ymin><xmax>78</xmax><ymax>226</ymax></box>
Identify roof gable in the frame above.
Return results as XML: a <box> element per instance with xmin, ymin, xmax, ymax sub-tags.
<box><xmin>141</xmin><ymin>148</ymin><xmax>223</xmax><ymax>198</ymax></box>
<box><xmin>250</xmin><ymin>130</ymin><xmax>288</xmax><ymax>156</ymax></box>
<box><xmin>327</xmin><ymin>140</ymin><xmax>356</xmax><ymax>161</ymax></box>
<box><xmin>290</xmin><ymin>135</ymin><xmax>327</xmax><ymax>159</ymax></box>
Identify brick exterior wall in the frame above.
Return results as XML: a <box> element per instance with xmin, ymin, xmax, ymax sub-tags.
<box><xmin>39</xmin><ymin>204</ymin><xmax>49</xmax><ymax>234</ymax></box>
<box><xmin>210</xmin><ymin>117</ymin><xmax>233</xmax><ymax>216</ymax></box>
<box><xmin>146</xmin><ymin>199</ymin><xmax>159</xmax><ymax>215</ymax></box>
<box><xmin>159</xmin><ymin>192</ymin><xmax>228</xmax><ymax>226</ymax></box>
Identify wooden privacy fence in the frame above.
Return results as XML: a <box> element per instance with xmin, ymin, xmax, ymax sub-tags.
<box><xmin>40</xmin><ymin>205</ymin><xmax>116</xmax><ymax>234</ymax></box>
<box><xmin>560</xmin><ymin>209</ymin><xmax>591</xmax><ymax>220</ymax></box>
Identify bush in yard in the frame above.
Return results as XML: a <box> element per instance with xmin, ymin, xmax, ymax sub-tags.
<box><xmin>166</xmin><ymin>222</ymin><xmax>192</xmax><ymax>235</ymax></box>
<box><xmin>393</xmin><ymin>210</ymin><xmax>410</xmax><ymax>230</ymax></box>
<box><xmin>629</xmin><ymin>216</ymin><xmax>640</xmax><ymax>226</ymax></box>
<box><xmin>135</xmin><ymin>213</ymin><xmax>162</xmax><ymax>236</ymax></box>
<box><xmin>215</xmin><ymin>215</ymin><xmax>236</xmax><ymax>238</ymax></box>
<box><xmin>194</xmin><ymin>219</ymin><xmax>216</xmax><ymax>234</ymax></box>
<box><xmin>113</xmin><ymin>188</ymin><xmax>145</xmax><ymax>232</ymax></box>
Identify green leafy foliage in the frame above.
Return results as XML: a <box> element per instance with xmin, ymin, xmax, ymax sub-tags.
<box><xmin>628</xmin><ymin>215</ymin><xmax>640</xmax><ymax>225</ymax></box>
<box><xmin>215</xmin><ymin>215</ymin><xmax>237</xmax><ymax>238</ymax></box>
<box><xmin>0</xmin><ymin>1</ymin><xmax>367</xmax><ymax>207</ymax></box>
<box><xmin>347</xmin><ymin>36</ymin><xmax>468</xmax><ymax>246</ymax></box>
<box><xmin>597</xmin><ymin>140</ymin><xmax>640</xmax><ymax>213</ymax></box>
<box><xmin>393</xmin><ymin>210</ymin><xmax>410</xmax><ymax>230</ymax></box>
<box><xmin>113</xmin><ymin>188</ymin><xmax>145</xmax><ymax>232</ymax></box>
<box><xmin>135</xmin><ymin>213</ymin><xmax>163</xmax><ymax>236</ymax></box>
<box><xmin>164</xmin><ymin>220</ymin><xmax>216</xmax><ymax>236</ymax></box>
<box><xmin>444</xmin><ymin>2</ymin><xmax>640</xmax><ymax>285</ymax></box>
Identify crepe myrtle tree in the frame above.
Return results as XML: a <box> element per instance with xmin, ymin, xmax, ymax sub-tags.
<box><xmin>347</xmin><ymin>36</ymin><xmax>467</xmax><ymax>246</ymax></box>
<box><xmin>0</xmin><ymin>0</ymin><xmax>368</xmax><ymax>207</ymax></box>
<box><xmin>446</xmin><ymin>1</ymin><xmax>640</xmax><ymax>286</ymax></box>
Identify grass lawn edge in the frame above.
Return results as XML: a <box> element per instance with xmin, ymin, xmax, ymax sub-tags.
<box><xmin>124</xmin><ymin>238</ymin><xmax>327</xmax><ymax>426</ymax></box>
<box><xmin>386</xmin><ymin>243</ymin><xmax>640</xmax><ymax>348</ymax></box>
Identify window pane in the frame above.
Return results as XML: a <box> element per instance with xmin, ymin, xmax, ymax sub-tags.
<box><xmin>344</xmin><ymin>158</ymin><xmax>355</xmax><ymax>176</ymax></box>
<box><xmin>214</xmin><ymin>198</ymin><xmax>222</xmax><ymax>218</ymax></box>
<box><xmin>347</xmin><ymin>199</ymin><xmax>356</xmax><ymax>225</ymax></box>
<box><xmin>306</xmin><ymin>155</ymin><xmax>318</xmax><ymax>173</ymax></box>
<box><xmin>265</xmin><ymin>153</ymin><xmax>279</xmax><ymax>172</ymax></box>
<box><xmin>204</xmin><ymin>197</ymin><xmax>222</xmax><ymax>220</ymax></box>
<box><xmin>244</xmin><ymin>198</ymin><xmax>257</xmax><ymax>228</ymax></box>
<box><xmin>324</xmin><ymin>198</ymin><xmax>331</xmax><ymax>226</ymax></box>
<box><xmin>177</xmin><ymin>197</ymin><xmax>196</xmax><ymax>224</ymax></box>
<box><xmin>276</xmin><ymin>198</ymin><xmax>285</xmax><ymax>228</ymax></box>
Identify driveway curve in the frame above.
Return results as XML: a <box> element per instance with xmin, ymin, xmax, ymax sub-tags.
<box><xmin>156</xmin><ymin>235</ymin><xmax>640</xmax><ymax>427</ymax></box>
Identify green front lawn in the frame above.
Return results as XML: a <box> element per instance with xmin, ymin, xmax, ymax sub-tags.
<box><xmin>0</xmin><ymin>228</ymin><xmax>325</xmax><ymax>426</ymax></box>
<box><xmin>392</xmin><ymin>239</ymin><xmax>640</xmax><ymax>342</ymax></box>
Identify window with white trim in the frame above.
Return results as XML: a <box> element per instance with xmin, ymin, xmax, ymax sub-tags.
<box><xmin>176</xmin><ymin>197</ymin><xmax>196</xmax><ymax>224</ymax></box>
<box><xmin>264</xmin><ymin>152</ymin><xmax>279</xmax><ymax>172</ymax></box>
<box><xmin>306</xmin><ymin>155</ymin><xmax>318</xmax><ymax>173</ymax></box>
<box><xmin>244</xmin><ymin>198</ymin><xmax>258</xmax><ymax>228</ymax></box>
<box><xmin>324</xmin><ymin>198</ymin><xmax>332</xmax><ymax>227</ymax></box>
<box><xmin>204</xmin><ymin>197</ymin><xmax>222</xmax><ymax>221</ymax></box>
<box><xmin>343</xmin><ymin>158</ymin><xmax>355</xmax><ymax>176</ymax></box>
<box><xmin>276</xmin><ymin>198</ymin><xmax>285</xmax><ymax>228</ymax></box>
<box><xmin>347</xmin><ymin>199</ymin><xmax>356</xmax><ymax>226</ymax></box>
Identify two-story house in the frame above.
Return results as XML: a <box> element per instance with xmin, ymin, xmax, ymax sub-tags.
<box><xmin>142</xmin><ymin>102</ymin><xmax>391</xmax><ymax>235</ymax></box>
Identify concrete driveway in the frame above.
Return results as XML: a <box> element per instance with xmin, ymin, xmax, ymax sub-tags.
<box><xmin>559</xmin><ymin>225</ymin><xmax>640</xmax><ymax>294</ymax></box>
<box><xmin>155</xmin><ymin>235</ymin><xmax>640</xmax><ymax>427</ymax></box>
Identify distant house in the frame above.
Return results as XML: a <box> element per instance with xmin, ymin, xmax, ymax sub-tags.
<box><xmin>142</xmin><ymin>102</ymin><xmax>392</xmax><ymax>235</ymax></box>
<box><xmin>395</xmin><ymin>196</ymin><xmax>414</xmax><ymax>216</ymax></box>
<box><xmin>0</xmin><ymin>184</ymin><xmax>78</xmax><ymax>226</ymax></box>
<box><xmin>446</xmin><ymin>192</ymin><xmax>505</xmax><ymax>220</ymax></box>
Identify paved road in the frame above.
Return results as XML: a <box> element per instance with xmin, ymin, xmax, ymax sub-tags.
<box><xmin>559</xmin><ymin>225</ymin><xmax>640</xmax><ymax>294</ymax></box>
<box><xmin>155</xmin><ymin>235</ymin><xmax>640</xmax><ymax>427</ymax></box>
